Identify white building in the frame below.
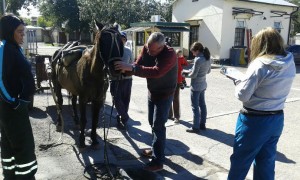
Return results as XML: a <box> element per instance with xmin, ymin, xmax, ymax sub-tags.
<box><xmin>172</xmin><ymin>0</ymin><xmax>298</xmax><ymax>65</ymax></box>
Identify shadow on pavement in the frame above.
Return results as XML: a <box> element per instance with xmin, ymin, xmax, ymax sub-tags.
<box><xmin>296</xmin><ymin>64</ymin><xmax>300</xmax><ymax>74</ymax></box>
<box><xmin>180</xmin><ymin>118</ymin><xmax>295</xmax><ymax>164</ymax></box>
<box><xmin>29</xmin><ymin>106</ymin><xmax>48</xmax><ymax>119</ymax></box>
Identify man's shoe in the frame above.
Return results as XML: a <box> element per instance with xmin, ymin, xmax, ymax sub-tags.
<box><xmin>143</xmin><ymin>161</ymin><xmax>163</xmax><ymax>172</ymax></box>
<box><xmin>141</xmin><ymin>149</ymin><xmax>153</xmax><ymax>158</ymax></box>
<box><xmin>200</xmin><ymin>123</ymin><xmax>206</xmax><ymax>130</ymax></box>
<box><xmin>186</xmin><ymin>128</ymin><xmax>199</xmax><ymax>133</ymax></box>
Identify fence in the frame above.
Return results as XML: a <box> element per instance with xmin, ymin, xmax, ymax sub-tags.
<box><xmin>26</xmin><ymin>30</ymin><xmax>38</xmax><ymax>57</ymax></box>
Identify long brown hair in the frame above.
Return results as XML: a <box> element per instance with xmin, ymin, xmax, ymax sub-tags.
<box><xmin>190</xmin><ymin>42</ymin><xmax>210</xmax><ymax>60</ymax></box>
<box><xmin>250</xmin><ymin>27</ymin><xmax>286</xmax><ymax>62</ymax></box>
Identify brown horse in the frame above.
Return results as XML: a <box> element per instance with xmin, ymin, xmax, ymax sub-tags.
<box><xmin>51</xmin><ymin>21</ymin><xmax>123</xmax><ymax>149</ymax></box>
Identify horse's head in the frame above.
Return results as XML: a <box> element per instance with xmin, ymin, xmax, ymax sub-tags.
<box><xmin>94</xmin><ymin>20</ymin><xmax>123</xmax><ymax>77</ymax></box>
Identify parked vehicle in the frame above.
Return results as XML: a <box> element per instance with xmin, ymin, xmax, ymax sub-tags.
<box><xmin>286</xmin><ymin>45</ymin><xmax>300</xmax><ymax>65</ymax></box>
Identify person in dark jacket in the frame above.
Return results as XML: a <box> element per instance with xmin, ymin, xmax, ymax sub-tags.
<box><xmin>0</xmin><ymin>14</ymin><xmax>37</xmax><ymax>179</ymax></box>
<box><xmin>114</xmin><ymin>32</ymin><xmax>177</xmax><ymax>172</ymax></box>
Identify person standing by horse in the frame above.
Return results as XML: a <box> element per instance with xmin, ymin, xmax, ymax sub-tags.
<box><xmin>0</xmin><ymin>14</ymin><xmax>37</xmax><ymax>179</ymax></box>
<box><xmin>110</xmin><ymin>31</ymin><xmax>134</xmax><ymax>130</ymax></box>
<box><xmin>114</xmin><ymin>32</ymin><xmax>177</xmax><ymax>172</ymax></box>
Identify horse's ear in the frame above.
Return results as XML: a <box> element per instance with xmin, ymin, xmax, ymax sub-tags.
<box><xmin>94</xmin><ymin>20</ymin><xmax>104</xmax><ymax>31</ymax></box>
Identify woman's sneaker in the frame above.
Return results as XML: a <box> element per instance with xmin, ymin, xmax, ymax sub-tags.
<box><xmin>143</xmin><ymin>161</ymin><xmax>163</xmax><ymax>172</ymax></box>
<box><xmin>200</xmin><ymin>123</ymin><xmax>206</xmax><ymax>130</ymax></box>
<box><xmin>186</xmin><ymin>128</ymin><xmax>200</xmax><ymax>133</ymax></box>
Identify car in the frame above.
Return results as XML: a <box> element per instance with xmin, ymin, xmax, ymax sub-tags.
<box><xmin>286</xmin><ymin>45</ymin><xmax>300</xmax><ymax>65</ymax></box>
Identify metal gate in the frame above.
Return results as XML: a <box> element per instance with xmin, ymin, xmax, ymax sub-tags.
<box><xmin>26</xmin><ymin>30</ymin><xmax>38</xmax><ymax>57</ymax></box>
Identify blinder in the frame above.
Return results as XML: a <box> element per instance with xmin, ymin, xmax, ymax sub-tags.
<box><xmin>98</xmin><ymin>28</ymin><xmax>123</xmax><ymax>77</ymax></box>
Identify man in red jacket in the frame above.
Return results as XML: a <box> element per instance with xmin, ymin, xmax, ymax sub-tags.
<box><xmin>114</xmin><ymin>32</ymin><xmax>177</xmax><ymax>172</ymax></box>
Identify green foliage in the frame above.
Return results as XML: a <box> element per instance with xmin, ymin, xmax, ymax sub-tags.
<box><xmin>0</xmin><ymin>0</ymin><xmax>37</xmax><ymax>15</ymax></box>
<box><xmin>287</xmin><ymin>0</ymin><xmax>300</xmax><ymax>35</ymax></box>
<box><xmin>22</xmin><ymin>17</ymin><xmax>31</xmax><ymax>25</ymax></box>
<box><xmin>38</xmin><ymin>0</ymin><xmax>81</xmax><ymax>33</ymax></box>
<box><xmin>37</xmin><ymin>16</ymin><xmax>54</xmax><ymax>27</ymax></box>
<box><xmin>38</xmin><ymin>0</ymin><xmax>173</xmax><ymax>32</ymax></box>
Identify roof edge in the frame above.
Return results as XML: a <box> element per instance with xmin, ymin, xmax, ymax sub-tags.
<box><xmin>171</xmin><ymin>0</ymin><xmax>298</xmax><ymax>7</ymax></box>
<box><xmin>238</xmin><ymin>0</ymin><xmax>298</xmax><ymax>8</ymax></box>
<box><xmin>130</xmin><ymin>22</ymin><xmax>190</xmax><ymax>27</ymax></box>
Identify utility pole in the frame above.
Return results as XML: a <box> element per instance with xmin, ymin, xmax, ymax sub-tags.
<box><xmin>2</xmin><ymin>0</ymin><xmax>6</xmax><ymax>14</ymax></box>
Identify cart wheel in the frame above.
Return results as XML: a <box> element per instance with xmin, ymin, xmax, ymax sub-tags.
<box><xmin>28</xmin><ymin>95</ymin><xmax>34</xmax><ymax>110</ymax></box>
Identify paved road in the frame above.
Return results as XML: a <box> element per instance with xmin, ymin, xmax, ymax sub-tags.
<box><xmin>1</xmin><ymin>43</ymin><xmax>299</xmax><ymax>179</ymax></box>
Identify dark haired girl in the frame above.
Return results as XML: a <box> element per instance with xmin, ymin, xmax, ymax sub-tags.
<box><xmin>185</xmin><ymin>42</ymin><xmax>211</xmax><ymax>133</ymax></box>
<box><xmin>0</xmin><ymin>14</ymin><xmax>37</xmax><ymax>179</ymax></box>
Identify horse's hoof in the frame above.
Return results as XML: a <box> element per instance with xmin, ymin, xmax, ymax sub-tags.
<box><xmin>91</xmin><ymin>143</ymin><xmax>101</xmax><ymax>150</ymax></box>
<box><xmin>56</xmin><ymin>125</ymin><xmax>62</xmax><ymax>132</ymax></box>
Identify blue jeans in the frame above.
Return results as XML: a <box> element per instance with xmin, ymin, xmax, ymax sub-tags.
<box><xmin>148</xmin><ymin>95</ymin><xmax>173</xmax><ymax>165</ymax></box>
<box><xmin>110</xmin><ymin>79</ymin><xmax>132</xmax><ymax>123</ymax></box>
<box><xmin>228</xmin><ymin>112</ymin><xmax>284</xmax><ymax>180</ymax></box>
<box><xmin>191</xmin><ymin>90</ymin><xmax>207</xmax><ymax>129</ymax></box>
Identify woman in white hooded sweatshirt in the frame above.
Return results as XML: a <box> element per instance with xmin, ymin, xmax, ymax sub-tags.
<box><xmin>228</xmin><ymin>27</ymin><xmax>296</xmax><ymax>180</ymax></box>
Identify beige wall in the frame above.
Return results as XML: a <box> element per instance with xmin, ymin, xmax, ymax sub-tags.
<box><xmin>172</xmin><ymin>0</ymin><xmax>296</xmax><ymax>60</ymax></box>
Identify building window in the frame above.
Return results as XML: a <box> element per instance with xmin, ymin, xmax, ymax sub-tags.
<box><xmin>234</xmin><ymin>28</ymin><xmax>245</xmax><ymax>47</ymax></box>
<box><xmin>136</xmin><ymin>32</ymin><xmax>145</xmax><ymax>46</ymax></box>
<box><xmin>274</xmin><ymin>22</ymin><xmax>282</xmax><ymax>33</ymax></box>
<box><xmin>236</xmin><ymin>20</ymin><xmax>245</xmax><ymax>28</ymax></box>
<box><xmin>190</xmin><ymin>26</ymin><xmax>199</xmax><ymax>45</ymax></box>
<box><xmin>163</xmin><ymin>32</ymin><xmax>181</xmax><ymax>46</ymax></box>
<box><xmin>234</xmin><ymin>20</ymin><xmax>245</xmax><ymax>47</ymax></box>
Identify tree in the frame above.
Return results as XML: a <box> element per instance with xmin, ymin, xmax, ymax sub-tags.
<box><xmin>38</xmin><ymin>0</ymin><xmax>174</xmax><ymax>33</ymax></box>
<box><xmin>37</xmin><ymin>16</ymin><xmax>54</xmax><ymax>28</ymax></box>
<box><xmin>0</xmin><ymin>0</ymin><xmax>37</xmax><ymax>15</ymax></box>
<box><xmin>38</xmin><ymin>0</ymin><xmax>81</xmax><ymax>33</ymax></box>
<box><xmin>22</xmin><ymin>17</ymin><xmax>31</xmax><ymax>25</ymax></box>
<box><xmin>287</xmin><ymin>0</ymin><xmax>300</xmax><ymax>35</ymax></box>
<box><xmin>78</xmin><ymin>0</ymin><xmax>173</xmax><ymax>29</ymax></box>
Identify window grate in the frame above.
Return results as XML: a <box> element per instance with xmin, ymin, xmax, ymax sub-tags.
<box><xmin>234</xmin><ymin>28</ymin><xmax>245</xmax><ymax>47</ymax></box>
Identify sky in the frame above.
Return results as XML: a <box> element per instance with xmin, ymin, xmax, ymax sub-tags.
<box><xmin>18</xmin><ymin>5</ymin><xmax>40</xmax><ymax>18</ymax></box>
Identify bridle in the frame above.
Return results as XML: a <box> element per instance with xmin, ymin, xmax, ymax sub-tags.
<box><xmin>97</xmin><ymin>28</ymin><xmax>122</xmax><ymax>73</ymax></box>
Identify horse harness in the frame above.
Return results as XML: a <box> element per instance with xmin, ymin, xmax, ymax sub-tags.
<box><xmin>98</xmin><ymin>28</ymin><xmax>122</xmax><ymax>73</ymax></box>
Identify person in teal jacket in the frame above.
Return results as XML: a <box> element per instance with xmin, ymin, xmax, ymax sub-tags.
<box><xmin>0</xmin><ymin>14</ymin><xmax>37</xmax><ymax>179</ymax></box>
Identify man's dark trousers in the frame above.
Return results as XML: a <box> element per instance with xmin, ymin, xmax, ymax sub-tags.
<box><xmin>148</xmin><ymin>95</ymin><xmax>173</xmax><ymax>165</ymax></box>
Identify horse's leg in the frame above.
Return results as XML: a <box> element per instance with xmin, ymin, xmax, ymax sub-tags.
<box><xmin>90</xmin><ymin>100</ymin><xmax>101</xmax><ymax>149</ymax></box>
<box><xmin>79</xmin><ymin>98</ymin><xmax>87</xmax><ymax>150</ymax></box>
<box><xmin>71</xmin><ymin>95</ymin><xmax>80</xmax><ymax>130</ymax></box>
<box><xmin>55</xmin><ymin>83</ymin><xmax>63</xmax><ymax>132</ymax></box>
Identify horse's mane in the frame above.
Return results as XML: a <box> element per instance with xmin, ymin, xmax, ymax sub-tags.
<box><xmin>92</xmin><ymin>32</ymin><xmax>101</xmax><ymax>72</ymax></box>
<box><xmin>89</xmin><ymin>26</ymin><xmax>117</xmax><ymax>74</ymax></box>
